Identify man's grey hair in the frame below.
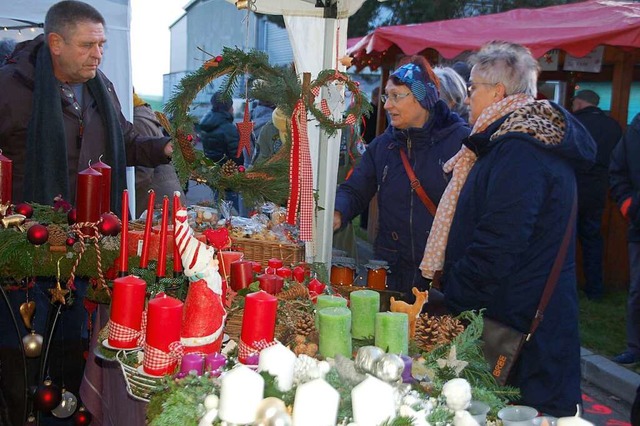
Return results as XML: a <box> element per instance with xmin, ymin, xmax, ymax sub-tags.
<box><xmin>434</xmin><ymin>66</ymin><xmax>467</xmax><ymax>117</ymax></box>
<box><xmin>44</xmin><ymin>0</ymin><xmax>105</xmax><ymax>38</ymax></box>
<box><xmin>469</xmin><ymin>41</ymin><xmax>540</xmax><ymax>97</ymax></box>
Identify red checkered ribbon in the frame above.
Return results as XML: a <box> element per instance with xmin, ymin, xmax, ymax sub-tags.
<box><xmin>107</xmin><ymin>310</ymin><xmax>147</xmax><ymax>347</ymax></box>
<box><xmin>286</xmin><ymin>99</ymin><xmax>314</xmax><ymax>241</ymax></box>
<box><xmin>143</xmin><ymin>340</ymin><xmax>183</xmax><ymax>373</ymax></box>
<box><xmin>345</xmin><ymin>114</ymin><xmax>356</xmax><ymax>125</ymax></box>
<box><xmin>238</xmin><ymin>338</ymin><xmax>277</xmax><ymax>361</ymax></box>
<box><xmin>311</xmin><ymin>86</ymin><xmax>320</xmax><ymax>97</ymax></box>
<box><xmin>320</xmin><ymin>99</ymin><xmax>331</xmax><ymax>117</ymax></box>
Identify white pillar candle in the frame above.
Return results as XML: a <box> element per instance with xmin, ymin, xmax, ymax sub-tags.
<box><xmin>258</xmin><ymin>342</ymin><xmax>297</xmax><ymax>391</ymax></box>
<box><xmin>557</xmin><ymin>417</ymin><xmax>594</xmax><ymax>426</ymax></box>
<box><xmin>218</xmin><ymin>365</ymin><xmax>265</xmax><ymax>424</ymax></box>
<box><xmin>351</xmin><ymin>375</ymin><xmax>396</xmax><ymax>425</ymax></box>
<box><xmin>292</xmin><ymin>378</ymin><xmax>340</xmax><ymax>426</ymax></box>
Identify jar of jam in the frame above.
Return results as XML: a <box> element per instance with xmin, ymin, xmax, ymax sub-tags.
<box><xmin>330</xmin><ymin>256</ymin><xmax>357</xmax><ymax>286</ymax></box>
<box><xmin>365</xmin><ymin>260</ymin><xmax>389</xmax><ymax>290</ymax></box>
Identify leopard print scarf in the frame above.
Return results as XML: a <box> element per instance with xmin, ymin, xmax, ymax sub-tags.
<box><xmin>420</xmin><ymin>95</ymin><xmax>565</xmax><ymax>280</ymax></box>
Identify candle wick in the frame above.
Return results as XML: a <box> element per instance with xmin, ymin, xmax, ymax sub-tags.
<box><xmin>98</xmin><ymin>154</ymin><xmax>104</xmax><ymax>162</ymax></box>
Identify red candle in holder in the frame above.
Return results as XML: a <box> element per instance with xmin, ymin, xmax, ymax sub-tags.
<box><xmin>217</xmin><ymin>251</ymin><xmax>244</xmax><ymax>281</ymax></box>
<box><xmin>156</xmin><ymin>196</ymin><xmax>170</xmax><ymax>278</ymax></box>
<box><xmin>307</xmin><ymin>278</ymin><xmax>326</xmax><ymax>294</ymax></box>
<box><xmin>257</xmin><ymin>274</ymin><xmax>284</xmax><ymax>295</ymax></box>
<box><xmin>230</xmin><ymin>260</ymin><xmax>253</xmax><ymax>291</ymax></box>
<box><xmin>139</xmin><ymin>189</ymin><xmax>155</xmax><ymax>269</ymax></box>
<box><xmin>240</xmin><ymin>290</ymin><xmax>277</xmax><ymax>349</ymax></box>
<box><xmin>172</xmin><ymin>192</ymin><xmax>183</xmax><ymax>274</ymax></box>
<box><xmin>108</xmin><ymin>275</ymin><xmax>146</xmax><ymax>349</ymax></box>
<box><xmin>76</xmin><ymin>165</ymin><xmax>102</xmax><ymax>226</ymax></box>
<box><xmin>266</xmin><ymin>258</ymin><xmax>283</xmax><ymax>274</ymax></box>
<box><xmin>118</xmin><ymin>190</ymin><xmax>129</xmax><ymax>275</ymax></box>
<box><xmin>0</xmin><ymin>150</ymin><xmax>12</xmax><ymax>205</ymax></box>
<box><xmin>144</xmin><ymin>293</ymin><xmax>183</xmax><ymax>376</ymax></box>
<box><xmin>93</xmin><ymin>157</ymin><xmax>111</xmax><ymax>214</ymax></box>
<box><xmin>292</xmin><ymin>266</ymin><xmax>306</xmax><ymax>283</ymax></box>
<box><xmin>276</xmin><ymin>267</ymin><xmax>292</xmax><ymax>279</ymax></box>
<box><xmin>251</xmin><ymin>261</ymin><xmax>263</xmax><ymax>274</ymax></box>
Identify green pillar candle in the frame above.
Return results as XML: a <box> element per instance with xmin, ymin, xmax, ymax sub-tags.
<box><xmin>318</xmin><ymin>307</ymin><xmax>352</xmax><ymax>359</ymax></box>
<box><xmin>315</xmin><ymin>295</ymin><xmax>348</xmax><ymax>329</ymax></box>
<box><xmin>375</xmin><ymin>312</ymin><xmax>408</xmax><ymax>355</ymax></box>
<box><xmin>350</xmin><ymin>290</ymin><xmax>380</xmax><ymax>339</ymax></box>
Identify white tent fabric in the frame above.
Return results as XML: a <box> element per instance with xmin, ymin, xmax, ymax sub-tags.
<box><xmin>0</xmin><ymin>0</ymin><xmax>136</xmax><ymax>213</ymax></box>
<box><xmin>239</xmin><ymin>0</ymin><xmax>364</xmax><ymax>17</ymax></box>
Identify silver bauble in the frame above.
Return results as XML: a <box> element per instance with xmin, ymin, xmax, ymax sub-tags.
<box><xmin>51</xmin><ymin>390</ymin><xmax>78</xmax><ymax>418</ymax></box>
<box><xmin>22</xmin><ymin>331</ymin><xmax>43</xmax><ymax>358</ymax></box>
<box><xmin>258</xmin><ymin>411</ymin><xmax>293</xmax><ymax>426</ymax></box>
<box><xmin>374</xmin><ymin>353</ymin><xmax>405</xmax><ymax>383</ymax></box>
<box><xmin>255</xmin><ymin>397</ymin><xmax>288</xmax><ymax>425</ymax></box>
<box><xmin>354</xmin><ymin>346</ymin><xmax>385</xmax><ymax>374</ymax></box>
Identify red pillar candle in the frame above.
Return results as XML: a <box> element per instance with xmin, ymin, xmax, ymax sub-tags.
<box><xmin>156</xmin><ymin>196</ymin><xmax>170</xmax><ymax>278</ymax></box>
<box><xmin>230</xmin><ymin>260</ymin><xmax>253</xmax><ymax>291</ymax></box>
<box><xmin>0</xmin><ymin>150</ymin><xmax>12</xmax><ymax>205</ymax></box>
<box><xmin>172</xmin><ymin>192</ymin><xmax>183</xmax><ymax>274</ymax></box>
<box><xmin>240</xmin><ymin>290</ymin><xmax>277</xmax><ymax>353</ymax></box>
<box><xmin>276</xmin><ymin>267</ymin><xmax>292</xmax><ymax>279</ymax></box>
<box><xmin>76</xmin><ymin>165</ymin><xmax>102</xmax><ymax>225</ymax></box>
<box><xmin>118</xmin><ymin>190</ymin><xmax>129</xmax><ymax>275</ymax></box>
<box><xmin>107</xmin><ymin>275</ymin><xmax>147</xmax><ymax>349</ymax></box>
<box><xmin>93</xmin><ymin>157</ymin><xmax>111</xmax><ymax>214</ymax></box>
<box><xmin>217</xmin><ymin>251</ymin><xmax>244</xmax><ymax>281</ymax></box>
<box><xmin>257</xmin><ymin>274</ymin><xmax>284</xmax><ymax>295</ymax></box>
<box><xmin>139</xmin><ymin>189</ymin><xmax>155</xmax><ymax>269</ymax></box>
<box><xmin>266</xmin><ymin>258</ymin><xmax>283</xmax><ymax>274</ymax></box>
<box><xmin>251</xmin><ymin>261</ymin><xmax>263</xmax><ymax>274</ymax></box>
<box><xmin>144</xmin><ymin>293</ymin><xmax>183</xmax><ymax>376</ymax></box>
<box><xmin>307</xmin><ymin>278</ymin><xmax>326</xmax><ymax>294</ymax></box>
<box><xmin>292</xmin><ymin>266</ymin><xmax>306</xmax><ymax>283</ymax></box>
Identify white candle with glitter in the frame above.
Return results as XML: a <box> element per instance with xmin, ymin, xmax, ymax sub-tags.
<box><xmin>292</xmin><ymin>378</ymin><xmax>339</xmax><ymax>426</ymax></box>
<box><xmin>557</xmin><ymin>417</ymin><xmax>594</xmax><ymax>426</ymax></box>
<box><xmin>258</xmin><ymin>342</ymin><xmax>296</xmax><ymax>391</ymax></box>
<box><xmin>218</xmin><ymin>365</ymin><xmax>264</xmax><ymax>424</ymax></box>
<box><xmin>351</xmin><ymin>375</ymin><xmax>395</xmax><ymax>425</ymax></box>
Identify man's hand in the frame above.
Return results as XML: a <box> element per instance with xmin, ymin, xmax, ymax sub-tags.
<box><xmin>164</xmin><ymin>142</ymin><xmax>174</xmax><ymax>158</ymax></box>
<box><xmin>333</xmin><ymin>211</ymin><xmax>342</xmax><ymax>231</ymax></box>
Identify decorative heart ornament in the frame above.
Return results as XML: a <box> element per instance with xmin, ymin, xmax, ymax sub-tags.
<box><xmin>204</xmin><ymin>228</ymin><xmax>231</xmax><ymax>250</ymax></box>
<box><xmin>19</xmin><ymin>301</ymin><xmax>36</xmax><ymax>330</ymax></box>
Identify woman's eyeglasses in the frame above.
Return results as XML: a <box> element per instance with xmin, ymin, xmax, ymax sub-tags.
<box><xmin>467</xmin><ymin>82</ymin><xmax>497</xmax><ymax>95</ymax></box>
<box><xmin>381</xmin><ymin>92</ymin><xmax>412</xmax><ymax>104</ymax></box>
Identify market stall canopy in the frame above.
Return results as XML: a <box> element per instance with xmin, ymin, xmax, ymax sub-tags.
<box><xmin>347</xmin><ymin>0</ymin><xmax>640</xmax><ymax>68</ymax></box>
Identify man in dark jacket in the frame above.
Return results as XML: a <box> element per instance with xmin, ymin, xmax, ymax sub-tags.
<box><xmin>572</xmin><ymin>89</ymin><xmax>622</xmax><ymax>300</ymax></box>
<box><xmin>197</xmin><ymin>91</ymin><xmax>242</xmax><ymax>166</ymax></box>
<box><xmin>609</xmin><ymin>113</ymin><xmax>640</xmax><ymax>365</ymax></box>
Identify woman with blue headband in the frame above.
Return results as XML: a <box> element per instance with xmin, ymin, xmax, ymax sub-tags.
<box><xmin>333</xmin><ymin>56</ymin><xmax>470</xmax><ymax>301</ymax></box>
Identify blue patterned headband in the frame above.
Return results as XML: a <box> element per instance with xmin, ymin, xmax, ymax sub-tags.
<box><xmin>391</xmin><ymin>63</ymin><xmax>439</xmax><ymax>111</ymax></box>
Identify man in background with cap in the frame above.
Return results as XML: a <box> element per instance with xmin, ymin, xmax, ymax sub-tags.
<box><xmin>572</xmin><ymin>89</ymin><xmax>622</xmax><ymax>300</ymax></box>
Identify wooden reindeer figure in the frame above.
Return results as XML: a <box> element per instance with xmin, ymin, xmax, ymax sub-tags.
<box><xmin>389</xmin><ymin>287</ymin><xmax>429</xmax><ymax>339</ymax></box>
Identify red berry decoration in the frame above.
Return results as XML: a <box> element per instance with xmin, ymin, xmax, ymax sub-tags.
<box><xmin>98</xmin><ymin>213</ymin><xmax>121</xmax><ymax>236</ymax></box>
<box><xmin>238</xmin><ymin>165</ymin><xmax>246</xmax><ymax>173</ymax></box>
<box><xmin>67</xmin><ymin>208</ymin><xmax>77</xmax><ymax>225</ymax></box>
<box><xmin>14</xmin><ymin>203</ymin><xmax>34</xmax><ymax>218</ymax></box>
<box><xmin>33</xmin><ymin>380</ymin><xmax>62</xmax><ymax>413</ymax></box>
<box><xmin>187</xmin><ymin>134</ymin><xmax>194</xmax><ymax>142</ymax></box>
<box><xmin>66</xmin><ymin>237</ymin><xmax>76</xmax><ymax>246</ymax></box>
<box><xmin>27</xmin><ymin>224</ymin><xmax>49</xmax><ymax>246</ymax></box>
<box><xmin>215</xmin><ymin>55</ymin><xmax>223</xmax><ymax>62</ymax></box>
<box><xmin>72</xmin><ymin>406</ymin><xmax>92</xmax><ymax>426</ymax></box>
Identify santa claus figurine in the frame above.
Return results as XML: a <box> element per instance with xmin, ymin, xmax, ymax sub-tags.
<box><xmin>174</xmin><ymin>207</ymin><xmax>226</xmax><ymax>354</ymax></box>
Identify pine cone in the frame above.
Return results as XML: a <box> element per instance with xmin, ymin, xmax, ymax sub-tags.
<box><xmin>293</xmin><ymin>312</ymin><xmax>315</xmax><ymax>337</ymax></box>
<box><xmin>47</xmin><ymin>224</ymin><xmax>67</xmax><ymax>246</ymax></box>
<box><xmin>221</xmin><ymin>159</ymin><xmax>238</xmax><ymax>177</ymax></box>
<box><xmin>176</xmin><ymin>129</ymin><xmax>197</xmax><ymax>164</ymax></box>
<box><xmin>414</xmin><ymin>313</ymin><xmax>439</xmax><ymax>352</ymax></box>
<box><xmin>276</xmin><ymin>282</ymin><xmax>309</xmax><ymax>300</ymax></box>
<box><xmin>434</xmin><ymin>315</ymin><xmax>465</xmax><ymax>347</ymax></box>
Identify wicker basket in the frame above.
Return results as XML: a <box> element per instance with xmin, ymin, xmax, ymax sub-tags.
<box><xmin>232</xmin><ymin>237</ymin><xmax>304</xmax><ymax>266</ymax></box>
<box><xmin>115</xmin><ymin>349</ymin><xmax>164</xmax><ymax>402</ymax></box>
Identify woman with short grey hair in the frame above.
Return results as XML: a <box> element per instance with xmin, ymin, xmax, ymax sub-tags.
<box><xmin>434</xmin><ymin>66</ymin><xmax>468</xmax><ymax>121</ymax></box>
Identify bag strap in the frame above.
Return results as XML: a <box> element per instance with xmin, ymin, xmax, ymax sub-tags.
<box><xmin>399</xmin><ymin>148</ymin><xmax>437</xmax><ymax>216</ymax></box>
<box><xmin>527</xmin><ymin>192</ymin><xmax>577</xmax><ymax>340</ymax></box>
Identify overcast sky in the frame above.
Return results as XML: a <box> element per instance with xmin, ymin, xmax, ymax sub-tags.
<box><xmin>130</xmin><ymin>0</ymin><xmax>184</xmax><ymax>97</ymax></box>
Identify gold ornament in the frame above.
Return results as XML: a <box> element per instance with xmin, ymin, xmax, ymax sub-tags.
<box><xmin>339</xmin><ymin>55</ymin><xmax>353</xmax><ymax>68</ymax></box>
<box><xmin>49</xmin><ymin>282</ymin><xmax>69</xmax><ymax>304</ymax></box>
<box><xmin>1</xmin><ymin>213</ymin><xmax>26</xmax><ymax>231</ymax></box>
<box><xmin>22</xmin><ymin>331</ymin><xmax>43</xmax><ymax>358</ymax></box>
<box><xmin>19</xmin><ymin>301</ymin><xmax>36</xmax><ymax>330</ymax></box>
<box><xmin>0</xmin><ymin>202</ymin><xmax>10</xmax><ymax>217</ymax></box>
<box><xmin>235</xmin><ymin>0</ymin><xmax>248</xmax><ymax>9</ymax></box>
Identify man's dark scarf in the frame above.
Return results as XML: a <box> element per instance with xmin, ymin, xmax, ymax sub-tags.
<box><xmin>23</xmin><ymin>40</ymin><xmax>126</xmax><ymax>213</ymax></box>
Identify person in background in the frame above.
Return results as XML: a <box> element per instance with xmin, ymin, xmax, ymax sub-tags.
<box><xmin>333</xmin><ymin>56</ymin><xmax>470</xmax><ymax>301</ymax></box>
<box><xmin>609</xmin><ymin>113</ymin><xmax>640</xmax><ymax>365</ymax></box>
<box><xmin>0</xmin><ymin>2</ymin><xmax>173</xmax><ymax>424</ymax></box>
<box><xmin>133</xmin><ymin>91</ymin><xmax>185</xmax><ymax>218</ymax></box>
<box><xmin>434</xmin><ymin>66</ymin><xmax>469</xmax><ymax>122</ymax></box>
<box><xmin>196</xmin><ymin>90</ymin><xmax>243</xmax><ymax>213</ymax></box>
<box><xmin>0</xmin><ymin>38</ymin><xmax>16</xmax><ymax>66</ymax></box>
<box><xmin>422</xmin><ymin>41</ymin><xmax>595</xmax><ymax>416</ymax></box>
<box><xmin>571</xmin><ymin>89</ymin><xmax>622</xmax><ymax>301</ymax></box>
<box><xmin>249</xmin><ymin>98</ymin><xmax>275</xmax><ymax>167</ymax></box>
<box><xmin>357</xmin><ymin>87</ymin><xmax>381</xmax><ymax>232</ymax></box>
<box><xmin>452</xmin><ymin>60</ymin><xmax>471</xmax><ymax>83</ymax></box>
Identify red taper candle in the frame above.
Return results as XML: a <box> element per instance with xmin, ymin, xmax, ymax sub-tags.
<box><xmin>118</xmin><ymin>190</ymin><xmax>129</xmax><ymax>275</ymax></box>
<box><xmin>144</xmin><ymin>293</ymin><xmax>183</xmax><ymax>376</ymax></box>
<box><xmin>240</xmin><ymin>290</ymin><xmax>277</xmax><ymax>350</ymax></box>
<box><xmin>76</xmin><ymin>165</ymin><xmax>102</xmax><ymax>226</ymax></box>
<box><xmin>108</xmin><ymin>275</ymin><xmax>146</xmax><ymax>349</ymax></box>
<box><xmin>172</xmin><ymin>191</ymin><xmax>183</xmax><ymax>274</ymax></box>
<box><xmin>156</xmin><ymin>196</ymin><xmax>170</xmax><ymax>278</ymax></box>
<box><xmin>0</xmin><ymin>150</ymin><xmax>12</xmax><ymax>205</ymax></box>
<box><xmin>139</xmin><ymin>189</ymin><xmax>155</xmax><ymax>269</ymax></box>
<box><xmin>93</xmin><ymin>156</ymin><xmax>111</xmax><ymax>214</ymax></box>
<box><xmin>230</xmin><ymin>260</ymin><xmax>253</xmax><ymax>291</ymax></box>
